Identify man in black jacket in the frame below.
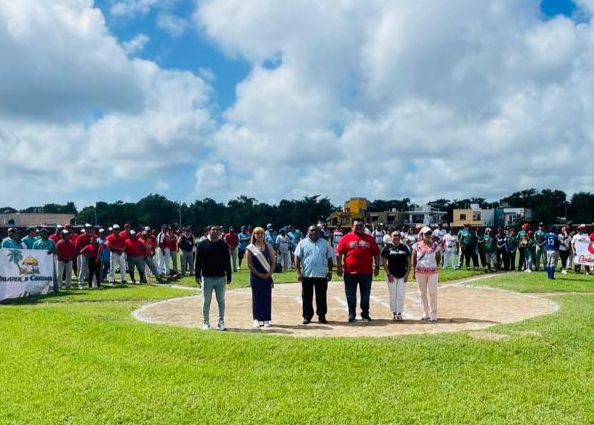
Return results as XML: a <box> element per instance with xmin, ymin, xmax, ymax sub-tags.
<box><xmin>195</xmin><ymin>225</ymin><xmax>232</xmax><ymax>331</ymax></box>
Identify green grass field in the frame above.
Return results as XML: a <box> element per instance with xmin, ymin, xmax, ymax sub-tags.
<box><xmin>1</xmin><ymin>270</ymin><xmax>593</xmax><ymax>424</ymax></box>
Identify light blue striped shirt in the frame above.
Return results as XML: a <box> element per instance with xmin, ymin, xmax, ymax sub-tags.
<box><xmin>294</xmin><ymin>237</ymin><xmax>333</xmax><ymax>278</ymax></box>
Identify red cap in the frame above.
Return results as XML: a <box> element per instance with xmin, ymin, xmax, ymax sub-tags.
<box><xmin>124</xmin><ymin>224</ymin><xmax>131</xmax><ymax>229</ymax></box>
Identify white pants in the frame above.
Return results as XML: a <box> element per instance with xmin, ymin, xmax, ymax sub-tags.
<box><xmin>57</xmin><ymin>260</ymin><xmax>73</xmax><ymax>288</ymax></box>
<box><xmin>416</xmin><ymin>273</ymin><xmax>438</xmax><ymax>321</ymax></box>
<box><xmin>110</xmin><ymin>252</ymin><xmax>126</xmax><ymax>283</ymax></box>
<box><xmin>158</xmin><ymin>248</ymin><xmax>171</xmax><ymax>274</ymax></box>
<box><xmin>443</xmin><ymin>249</ymin><xmax>457</xmax><ymax>269</ymax></box>
<box><xmin>78</xmin><ymin>255</ymin><xmax>88</xmax><ymax>285</ymax></box>
<box><xmin>387</xmin><ymin>278</ymin><xmax>407</xmax><ymax>314</ymax></box>
<box><xmin>279</xmin><ymin>250</ymin><xmax>291</xmax><ymax>270</ymax></box>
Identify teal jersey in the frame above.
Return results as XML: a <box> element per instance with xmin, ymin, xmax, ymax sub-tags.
<box><xmin>21</xmin><ymin>235</ymin><xmax>39</xmax><ymax>249</ymax></box>
<box><xmin>32</xmin><ymin>239</ymin><xmax>56</xmax><ymax>252</ymax></box>
<box><xmin>483</xmin><ymin>235</ymin><xmax>495</xmax><ymax>254</ymax></box>
<box><xmin>1</xmin><ymin>238</ymin><xmax>23</xmax><ymax>249</ymax></box>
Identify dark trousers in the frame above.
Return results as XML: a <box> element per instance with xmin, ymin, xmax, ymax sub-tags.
<box><xmin>344</xmin><ymin>273</ymin><xmax>372</xmax><ymax>318</ymax></box>
<box><xmin>504</xmin><ymin>251</ymin><xmax>516</xmax><ymax>271</ymax></box>
<box><xmin>100</xmin><ymin>261</ymin><xmax>110</xmax><ymax>282</ymax></box>
<box><xmin>560</xmin><ymin>250</ymin><xmax>570</xmax><ymax>269</ymax></box>
<box><xmin>496</xmin><ymin>248</ymin><xmax>505</xmax><ymax>271</ymax></box>
<box><xmin>88</xmin><ymin>258</ymin><xmax>101</xmax><ymax>288</ymax></box>
<box><xmin>302</xmin><ymin>277</ymin><xmax>328</xmax><ymax>320</ymax></box>
<box><xmin>460</xmin><ymin>245</ymin><xmax>474</xmax><ymax>268</ymax></box>
<box><xmin>478</xmin><ymin>249</ymin><xmax>486</xmax><ymax>268</ymax></box>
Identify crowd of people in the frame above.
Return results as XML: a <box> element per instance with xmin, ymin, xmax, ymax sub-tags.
<box><xmin>2</xmin><ymin>219</ymin><xmax>593</xmax><ymax>331</ymax></box>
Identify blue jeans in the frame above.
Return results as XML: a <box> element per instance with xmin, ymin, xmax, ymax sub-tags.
<box><xmin>202</xmin><ymin>276</ymin><xmax>227</xmax><ymax>323</ymax></box>
<box><xmin>344</xmin><ymin>273</ymin><xmax>372</xmax><ymax>318</ymax></box>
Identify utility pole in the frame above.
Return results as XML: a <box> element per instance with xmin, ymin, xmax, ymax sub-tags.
<box><xmin>179</xmin><ymin>201</ymin><xmax>182</xmax><ymax>228</ymax></box>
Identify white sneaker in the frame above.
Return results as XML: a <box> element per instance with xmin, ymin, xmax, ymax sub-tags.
<box><xmin>253</xmin><ymin>320</ymin><xmax>260</xmax><ymax>329</ymax></box>
<box><xmin>263</xmin><ymin>321</ymin><xmax>271</xmax><ymax>328</ymax></box>
<box><xmin>217</xmin><ymin>320</ymin><xmax>227</xmax><ymax>331</ymax></box>
<box><xmin>562</xmin><ymin>269</ymin><xmax>567</xmax><ymax>275</ymax></box>
<box><xmin>202</xmin><ymin>321</ymin><xmax>210</xmax><ymax>330</ymax></box>
<box><xmin>78</xmin><ymin>285</ymin><xmax>83</xmax><ymax>290</ymax></box>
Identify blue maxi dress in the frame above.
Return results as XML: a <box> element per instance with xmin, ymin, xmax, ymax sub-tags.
<box><xmin>250</xmin><ymin>244</ymin><xmax>273</xmax><ymax>321</ymax></box>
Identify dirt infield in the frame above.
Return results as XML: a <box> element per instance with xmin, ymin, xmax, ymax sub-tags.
<box><xmin>133</xmin><ymin>276</ymin><xmax>558</xmax><ymax>337</ymax></box>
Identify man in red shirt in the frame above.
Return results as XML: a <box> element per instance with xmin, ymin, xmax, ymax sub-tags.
<box><xmin>336</xmin><ymin>219</ymin><xmax>380</xmax><ymax>322</ymax></box>
<box><xmin>56</xmin><ymin>230</ymin><xmax>76</xmax><ymax>289</ymax></box>
<box><xmin>106</xmin><ymin>224</ymin><xmax>127</xmax><ymax>285</ymax></box>
<box><xmin>125</xmin><ymin>230</ymin><xmax>147</xmax><ymax>284</ymax></box>
<box><xmin>224</xmin><ymin>226</ymin><xmax>240</xmax><ymax>272</ymax></box>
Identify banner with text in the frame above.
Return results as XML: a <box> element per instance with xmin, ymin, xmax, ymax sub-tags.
<box><xmin>0</xmin><ymin>248</ymin><xmax>54</xmax><ymax>302</ymax></box>
<box><xmin>574</xmin><ymin>241</ymin><xmax>594</xmax><ymax>266</ymax></box>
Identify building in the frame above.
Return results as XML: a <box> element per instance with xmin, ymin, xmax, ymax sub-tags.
<box><xmin>328</xmin><ymin>197</ymin><xmax>404</xmax><ymax>229</ymax></box>
<box><xmin>0</xmin><ymin>213</ymin><xmax>75</xmax><ymax>227</ymax></box>
<box><xmin>404</xmin><ymin>205</ymin><xmax>446</xmax><ymax>226</ymax></box>
<box><xmin>503</xmin><ymin>208</ymin><xmax>533</xmax><ymax>226</ymax></box>
<box><xmin>451</xmin><ymin>207</ymin><xmax>533</xmax><ymax>228</ymax></box>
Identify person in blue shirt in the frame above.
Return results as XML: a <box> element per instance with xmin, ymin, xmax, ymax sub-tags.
<box><xmin>21</xmin><ymin>227</ymin><xmax>39</xmax><ymax>249</ymax></box>
<box><xmin>237</xmin><ymin>226</ymin><xmax>251</xmax><ymax>269</ymax></box>
<box><xmin>295</xmin><ymin>225</ymin><xmax>334</xmax><ymax>324</ymax></box>
<box><xmin>1</xmin><ymin>228</ymin><xmax>24</xmax><ymax>249</ymax></box>
<box><xmin>545</xmin><ymin>226</ymin><xmax>561</xmax><ymax>280</ymax></box>
<box><xmin>264</xmin><ymin>224</ymin><xmax>277</xmax><ymax>246</ymax></box>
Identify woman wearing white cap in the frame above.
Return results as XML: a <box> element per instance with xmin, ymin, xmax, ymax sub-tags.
<box><xmin>412</xmin><ymin>226</ymin><xmax>442</xmax><ymax>322</ymax></box>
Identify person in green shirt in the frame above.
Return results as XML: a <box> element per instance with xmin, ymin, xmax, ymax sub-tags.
<box><xmin>457</xmin><ymin>224</ymin><xmax>478</xmax><ymax>270</ymax></box>
<box><xmin>483</xmin><ymin>228</ymin><xmax>496</xmax><ymax>272</ymax></box>
<box><xmin>21</xmin><ymin>226</ymin><xmax>39</xmax><ymax>249</ymax></box>
<box><xmin>1</xmin><ymin>228</ymin><xmax>24</xmax><ymax>249</ymax></box>
<box><xmin>524</xmin><ymin>230</ymin><xmax>536</xmax><ymax>273</ymax></box>
<box><xmin>534</xmin><ymin>223</ymin><xmax>546</xmax><ymax>271</ymax></box>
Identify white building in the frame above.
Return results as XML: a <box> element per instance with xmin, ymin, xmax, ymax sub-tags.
<box><xmin>404</xmin><ymin>205</ymin><xmax>447</xmax><ymax>226</ymax></box>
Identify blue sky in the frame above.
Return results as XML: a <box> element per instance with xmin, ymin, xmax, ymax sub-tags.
<box><xmin>2</xmin><ymin>0</ymin><xmax>593</xmax><ymax>209</ymax></box>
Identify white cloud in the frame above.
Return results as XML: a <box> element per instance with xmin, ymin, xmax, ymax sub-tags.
<box><xmin>194</xmin><ymin>0</ymin><xmax>594</xmax><ymax>204</ymax></box>
<box><xmin>156</xmin><ymin>12</ymin><xmax>188</xmax><ymax>37</ymax></box>
<box><xmin>0</xmin><ymin>0</ymin><xmax>214</xmax><ymax>207</ymax></box>
<box><xmin>122</xmin><ymin>33</ymin><xmax>149</xmax><ymax>55</ymax></box>
<box><xmin>110</xmin><ymin>0</ymin><xmax>160</xmax><ymax>18</ymax></box>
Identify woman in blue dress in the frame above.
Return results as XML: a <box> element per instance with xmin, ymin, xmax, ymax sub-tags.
<box><xmin>246</xmin><ymin>227</ymin><xmax>276</xmax><ymax>328</ymax></box>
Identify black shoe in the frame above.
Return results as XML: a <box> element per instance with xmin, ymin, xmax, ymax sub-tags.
<box><xmin>348</xmin><ymin>315</ymin><xmax>356</xmax><ymax>323</ymax></box>
<box><xmin>319</xmin><ymin>317</ymin><xmax>328</xmax><ymax>324</ymax></box>
<box><xmin>361</xmin><ymin>315</ymin><xmax>372</xmax><ymax>322</ymax></box>
<box><xmin>302</xmin><ymin>319</ymin><xmax>311</xmax><ymax>325</ymax></box>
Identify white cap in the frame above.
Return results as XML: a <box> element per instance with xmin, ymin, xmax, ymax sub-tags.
<box><xmin>129</xmin><ymin>230</ymin><xmax>136</xmax><ymax>236</ymax></box>
<box><xmin>144</xmin><ymin>226</ymin><xmax>150</xmax><ymax>231</ymax></box>
<box><xmin>80</xmin><ymin>229</ymin><xmax>86</xmax><ymax>234</ymax></box>
<box><xmin>84</xmin><ymin>223</ymin><xmax>92</xmax><ymax>228</ymax></box>
<box><xmin>113</xmin><ymin>224</ymin><xmax>120</xmax><ymax>229</ymax></box>
<box><xmin>108</xmin><ymin>227</ymin><xmax>113</xmax><ymax>231</ymax></box>
<box><xmin>420</xmin><ymin>226</ymin><xmax>432</xmax><ymax>235</ymax></box>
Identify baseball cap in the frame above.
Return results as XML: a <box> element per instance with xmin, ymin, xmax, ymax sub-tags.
<box><xmin>129</xmin><ymin>230</ymin><xmax>136</xmax><ymax>236</ymax></box>
<box><xmin>84</xmin><ymin>223</ymin><xmax>92</xmax><ymax>228</ymax></box>
<box><xmin>7</xmin><ymin>227</ymin><xmax>17</xmax><ymax>233</ymax></box>
<box><xmin>112</xmin><ymin>224</ymin><xmax>120</xmax><ymax>229</ymax></box>
<box><xmin>61</xmin><ymin>230</ymin><xmax>70</xmax><ymax>235</ymax></box>
<box><xmin>26</xmin><ymin>226</ymin><xmax>36</xmax><ymax>232</ymax></box>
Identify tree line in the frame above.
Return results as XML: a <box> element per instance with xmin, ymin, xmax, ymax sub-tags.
<box><xmin>3</xmin><ymin>189</ymin><xmax>594</xmax><ymax>229</ymax></box>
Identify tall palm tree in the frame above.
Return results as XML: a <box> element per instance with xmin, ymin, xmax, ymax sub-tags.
<box><xmin>7</xmin><ymin>249</ymin><xmax>23</xmax><ymax>269</ymax></box>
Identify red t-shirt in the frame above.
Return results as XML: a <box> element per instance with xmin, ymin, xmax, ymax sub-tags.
<box><xmin>80</xmin><ymin>243</ymin><xmax>100</xmax><ymax>258</ymax></box>
<box><xmin>75</xmin><ymin>233</ymin><xmax>93</xmax><ymax>251</ymax></box>
<box><xmin>336</xmin><ymin>232</ymin><xmax>380</xmax><ymax>274</ymax></box>
<box><xmin>56</xmin><ymin>239</ymin><xmax>76</xmax><ymax>261</ymax></box>
<box><xmin>139</xmin><ymin>235</ymin><xmax>157</xmax><ymax>256</ymax></box>
<box><xmin>125</xmin><ymin>238</ymin><xmax>145</xmax><ymax>257</ymax></box>
<box><xmin>590</xmin><ymin>233</ymin><xmax>594</xmax><ymax>242</ymax></box>
<box><xmin>49</xmin><ymin>233</ymin><xmax>61</xmax><ymax>243</ymax></box>
<box><xmin>119</xmin><ymin>230</ymin><xmax>130</xmax><ymax>241</ymax></box>
<box><xmin>106</xmin><ymin>233</ymin><xmax>126</xmax><ymax>252</ymax></box>
<box><xmin>224</xmin><ymin>232</ymin><xmax>239</xmax><ymax>249</ymax></box>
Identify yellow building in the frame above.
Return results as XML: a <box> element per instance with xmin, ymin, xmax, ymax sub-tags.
<box><xmin>329</xmin><ymin>197</ymin><xmax>369</xmax><ymax>228</ymax></box>
<box><xmin>451</xmin><ymin>209</ymin><xmax>483</xmax><ymax>227</ymax></box>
